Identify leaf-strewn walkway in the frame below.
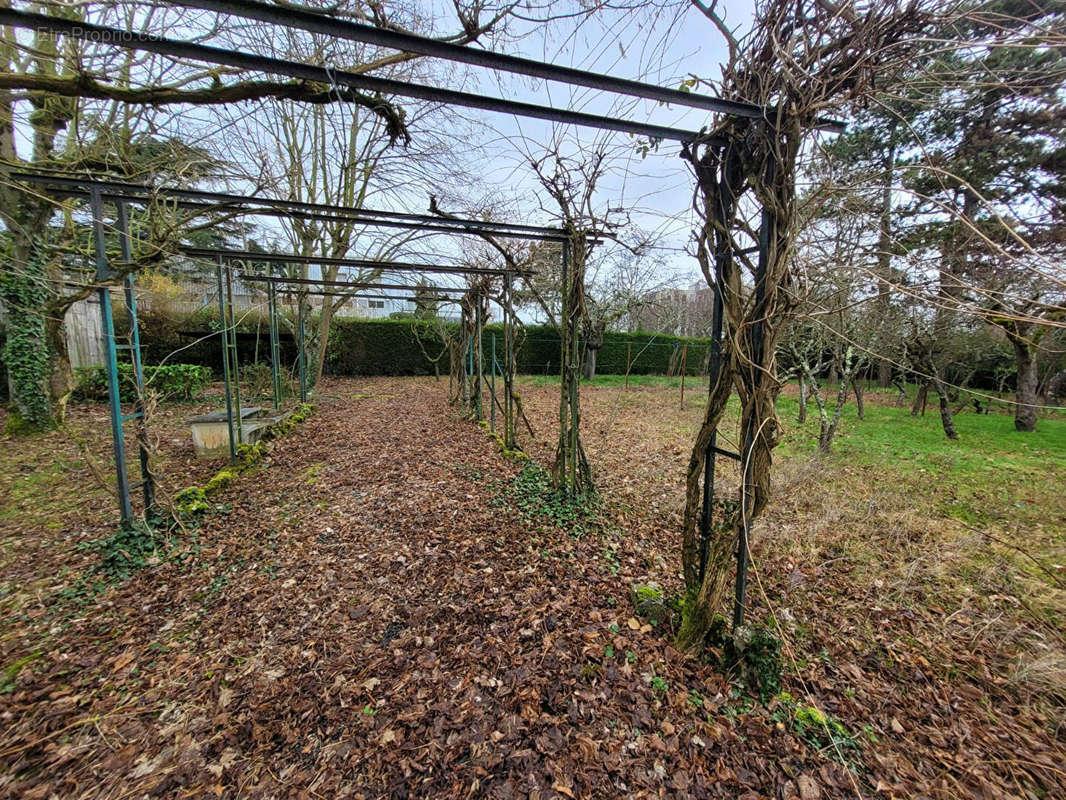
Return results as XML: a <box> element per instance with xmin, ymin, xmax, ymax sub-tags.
<box><xmin>1</xmin><ymin>377</ymin><xmax>1062</xmax><ymax>798</ymax></box>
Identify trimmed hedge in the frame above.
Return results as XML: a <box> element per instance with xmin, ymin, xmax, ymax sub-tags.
<box><xmin>323</xmin><ymin>318</ymin><xmax>711</xmax><ymax>377</ymax></box>
<box><xmin>129</xmin><ymin>314</ymin><xmax>713</xmax><ymax>378</ymax></box>
<box><xmin>505</xmin><ymin>324</ymin><xmax>711</xmax><ymax>376</ymax></box>
<box><xmin>326</xmin><ymin>318</ymin><xmax>448</xmax><ymax>376</ymax></box>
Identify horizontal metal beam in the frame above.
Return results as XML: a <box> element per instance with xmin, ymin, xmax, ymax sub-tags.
<box><xmin>0</xmin><ymin>9</ymin><xmax>720</xmax><ymax>144</ymax></box>
<box><xmin>173</xmin><ymin>0</ymin><xmax>845</xmax><ymax>133</ymax></box>
<box><xmin>10</xmin><ymin>170</ymin><xmax>565</xmax><ymax>240</ymax></box>
<box><xmin>181</xmin><ymin>246</ymin><xmax>530</xmax><ymax>277</ymax></box>
<box><xmin>240</xmin><ymin>273</ymin><xmax>470</xmax><ymax>294</ymax></box>
<box><xmin>275</xmin><ymin>290</ymin><xmax>459</xmax><ymax>304</ymax></box>
<box><xmin>175</xmin><ymin>0</ymin><xmax>749</xmax><ymax>118</ymax></box>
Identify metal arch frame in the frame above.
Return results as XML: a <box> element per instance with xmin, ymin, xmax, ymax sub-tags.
<box><xmin>10</xmin><ymin>172</ymin><xmax>567</xmax><ymax>243</ymax></box>
<box><xmin>0</xmin><ymin>9</ymin><xmax>723</xmax><ymax>146</ymax></box>
<box><xmin>238</xmin><ymin>271</ymin><xmax>510</xmax><ymax>428</ymax></box>
<box><xmin>184</xmin><ymin>246</ymin><xmax>535</xmax><ymax>278</ymax></box>
<box><xmin>0</xmin><ymin>6</ymin><xmax>842</xmax><ymax>630</ymax></box>
<box><xmin>173</xmin><ymin>0</ymin><xmax>845</xmax><ymax>134</ymax></box>
<box><xmin>19</xmin><ymin>170</ymin><xmax>533</xmax><ymax>494</ymax></box>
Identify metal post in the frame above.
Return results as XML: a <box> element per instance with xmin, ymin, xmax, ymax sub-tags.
<box><xmin>224</xmin><ymin>263</ymin><xmax>244</xmax><ymax>445</ymax></box>
<box><xmin>297</xmin><ymin>294</ymin><xmax>307</xmax><ymax>403</ymax></box>
<box><xmin>734</xmin><ymin>188</ymin><xmax>774</xmax><ymax>632</ymax></box>
<box><xmin>216</xmin><ymin>258</ymin><xmax>238</xmax><ymax>461</ymax></box>
<box><xmin>503</xmin><ymin>274</ymin><xmax>516</xmax><ymax>449</ymax></box>
<box><xmin>680</xmin><ymin>343</ymin><xmax>687</xmax><ymax>407</ymax></box>
<box><xmin>474</xmin><ymin>296</ymin><xmax>484</xmax><ymax>420</ymax></box>
<box><xmin>268</xmin><ymin>278</ymin><xmax>281</xmax><ymax>410</ymax></box>
<box><xmin>698</xmin><ymin>280</ymin><xmax>724</xmax><ymax>584</ymax></box>
<box><xmin>490</xmin><ymin>333</ymin><xmax>496</xmax><ymax>433</ymax></box>
<box><xmin>564</xmin><ymin>239</ymin><xmax>579</xmax><ymax>491</ymax></box>
<box><xmin>91</xmin><ymin>189</ymin><xmax>133</xmax><ymax>527</ymax></box>
<box><xmin>467</xmin><ymin>324</ymin><xmax>474</xmax><ymax>412</ymax></box>
<box><xmin>116</xmin><ymin>201</ymin><xmax>154</xmax><ymax>515</ymax></box>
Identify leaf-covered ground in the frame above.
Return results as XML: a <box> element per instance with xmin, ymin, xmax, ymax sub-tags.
<box><xmin>1</xmin><ymin>376</ymin><xmax>1063</xmax><ymax>799</ymax></box>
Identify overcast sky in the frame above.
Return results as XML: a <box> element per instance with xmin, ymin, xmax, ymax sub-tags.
<box><xmin>441</xmin><ymin>0</ymin><xmax>756</xmax><ymax>289</ymax></box>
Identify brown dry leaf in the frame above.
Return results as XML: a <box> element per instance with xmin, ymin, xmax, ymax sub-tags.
<box><xmin>217</xmin><ymin>687</ymin><xmax>234</xmax><ymax>708</ymax></box>
<box><xmin>797</xmin><ymin>774</ymin><xmax>820</xmax><ymax>800</ymax></box>
<box><xmin>626</xmin><ymin>617</ymin><xmax>640</xmax><ymax>630</ymax></box>
<box><xmin>111</xmin><ymin>651</ymin><xmax>135</xmax><ymax>673</ymax></box>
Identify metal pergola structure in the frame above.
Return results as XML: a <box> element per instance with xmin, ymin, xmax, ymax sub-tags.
<box><xmin>15</xmin><ymin>170</ymin><xmax>544</xmax><ymax>521</ymax></box>
<box><xmin>1</xmin><ymin>0</ymin><xmax>844</xmax><ymax>628</ymax></box>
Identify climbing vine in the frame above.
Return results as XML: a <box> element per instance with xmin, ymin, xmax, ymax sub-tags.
<box><xmin>0</xmin><ymin>248</ymin><xmax>55</xmax><ymax>433</ymax></box>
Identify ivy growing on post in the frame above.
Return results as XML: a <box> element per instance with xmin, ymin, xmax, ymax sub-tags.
<box><xmin>553</xmin><ymin>234</ymin><xmax>593</xmax><ymax>495</ymax></box>
<box><xmin>0</xmin><ymin>248</ymin><xmax>54</xmax><ymax>433</ymax></box>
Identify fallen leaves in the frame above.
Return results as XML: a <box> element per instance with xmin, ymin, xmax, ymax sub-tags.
<box><xmin>0</xmin><ymin>377</ymin><xmax>1062</xmax><ymax>799</ymax></box>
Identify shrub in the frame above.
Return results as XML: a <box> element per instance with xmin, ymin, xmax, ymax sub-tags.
<box><xmin>73</xmin><ymin>363</ymin><xmax>212</xmax><ymax>403</ymax></box>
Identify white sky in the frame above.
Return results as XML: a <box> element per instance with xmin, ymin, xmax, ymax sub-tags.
<box><xmin>430</xmin><ymin>0</ymin><xmax>755</xmax><ymax>287</ymax></box>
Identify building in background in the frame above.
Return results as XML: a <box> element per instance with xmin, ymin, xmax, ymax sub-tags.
<box><xmin>629</xmin><ymin>281</ymin><xmax>714</xmax><ymax>337</ymax></box>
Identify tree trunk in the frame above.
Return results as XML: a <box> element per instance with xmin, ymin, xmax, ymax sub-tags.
<box><xmin>929</xmin><ymin>369</ymin><xmax>958</xmax><ymax>440</ymax></box>
<box><xmin>311</xmin><ymin>296</ymin><xmax>335</xmax><ymax>389</ymax></box>
<box><xmin>936</xmin><ymin>390</ymin><xmax>958</xmax><ymax>439</ymax></box>
<box><xmin>878</xmin><ymin>360</ymin><xmax>891</xmax><ymax>389</ymax></box>
<box><xmin>892</xmin><ymin>378</ymin><xmax>906</xmax><ymax>406</ymax></box>
<box><xmin>851</xmin><ymin>376</ymin><xmax>865</xmax><ymax>420</ymax></box>
<box><xmin>582</xmin><ymin>345</ymin><xmax>598</xmax><ymax>381</ymax></box>
<box><xmin>797</xmin><ymin>375</ymin><xmax>807</xmax><ymax>423</ymax></box>
<box><xmin>1010</xmin><ymin>334</ymin><xmax>1038</xmax><ymax>432</ymax></box>
<box><xmin>911</xmin><ymin>383</ymin><xmax>928</xmax><ymax>417</ymax></box>
<box><xmin>552</xmin><ymin>238</ymin><xmax>593</xmax><ymax>496</ymax></box>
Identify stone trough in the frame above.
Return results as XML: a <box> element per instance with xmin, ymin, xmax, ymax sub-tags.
<box><xmin>189</xmin><ymin>406</ymin><xmax>286</xmax><ymax>458</ymax></box>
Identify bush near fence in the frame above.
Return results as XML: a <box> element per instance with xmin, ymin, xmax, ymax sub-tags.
<box><xmin>73</xmin><ymin>363</ymin><xmax>213</xmax><ymax>402</ymax></box>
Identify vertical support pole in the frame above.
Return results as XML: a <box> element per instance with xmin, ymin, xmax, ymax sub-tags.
<box><xmin>698</xmin><ymin>280</ymin><xmax>724</xmax><ymax>584</ymax></box>
<box><xmin>734</xmin><ymin>183</ymin><xmax>774</xmax><ymax>632</ymax></box>
<box><xmin>490</xmin><ymin>333</ymin><xmax>496</xmax><ymax>434</ymax></box>
<box><xmin>625</xmin><ymin>342</ymin><xmax>631</xmax><ymax>390</ymax></box>
<box><xmin>560</xmin><ymin>237</ymin><xmax>580</xmax><ymax>492</ymax></box>
<box><xmin>224</xmin><ymin>262</ymin><xmax>243</xmax><ymax>445</ymax></box>
<box><xmin>474</xmin><ymin>295</ymin><xmax>483</xmax><ymax>420</ymax></box>
<box><xmin>116</xmin><ymin>201</ymin><xmax>154</xmax><ymax>515</ymax></box>
<box><xmin>216</xmin><ymin>257</ymin><xmax>237</xmax><ymax>461</ymax></box>
<box><xmin>503</xmin><ymin>274</ymin><xmax>516</xmax><ymax>449</ymax></box>
<box><xmin>467</xmin><ymin>324</ymin><xmax>474</xmax><ymax>412</ymax></box>
<box><xmin>680</xmin><ymin>344</ymin><xmax>687</xmax><ymax>408</ymax></box>
<box><xmin>297</xmin><ymin>294</ymin><xmax>308</xmax><ymax>403</ymax></box>
<box><xmin>91</xmin><ymin>189</ymin><xmax>133</xmax><ymax>527</ymax></box>
<box><xmin>268</xmin><ymin>278</ymin><xmax>281</xmax><ymax>411</ymax></box>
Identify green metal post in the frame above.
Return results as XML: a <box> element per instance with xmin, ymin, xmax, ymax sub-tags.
<box><xmin>216</xmin><ymin>258</ymin><xmax>238</xmax><ymax>461</ymax></box>
<box><xmin>90</xmin><ymin>188</ymin><xmax>132</xmax><ymax>526</ymax></box>
<box><xmin>503</xmin><ymin>274</ymin><xmax>515</xmax><ymax>449</ymax></box>
<box><xmin>297</xmin><ymin>294</ymin><xmax>307</xmax><ymax>403</ymax></box>
<box><xmin>474</xmin><ymin>297</ymin><xmax>483</xmax><ymax>420</ymax></box>
<box><xmin>268</xmin><ymin>278</ymin><xmax>281</xmax><ymax>410</ymax></box>
<box><xmin>116</xmin><ymin>201</ymin><xmax>154</xmax><ymax>515</ymax></box>
<box><xmin>225</xmin><ymin>264</ymin><xmax>244</xmax><ymax>445</ymax></box>
<box><xmin>490</xmin><ymin>333</ymin><xmax>496</xmax><ymax>433</ymax></box>
<box><xmin>466</xmin><ymin>328</ymin><xmax>474</xmax><ymax>412</ymax></box>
